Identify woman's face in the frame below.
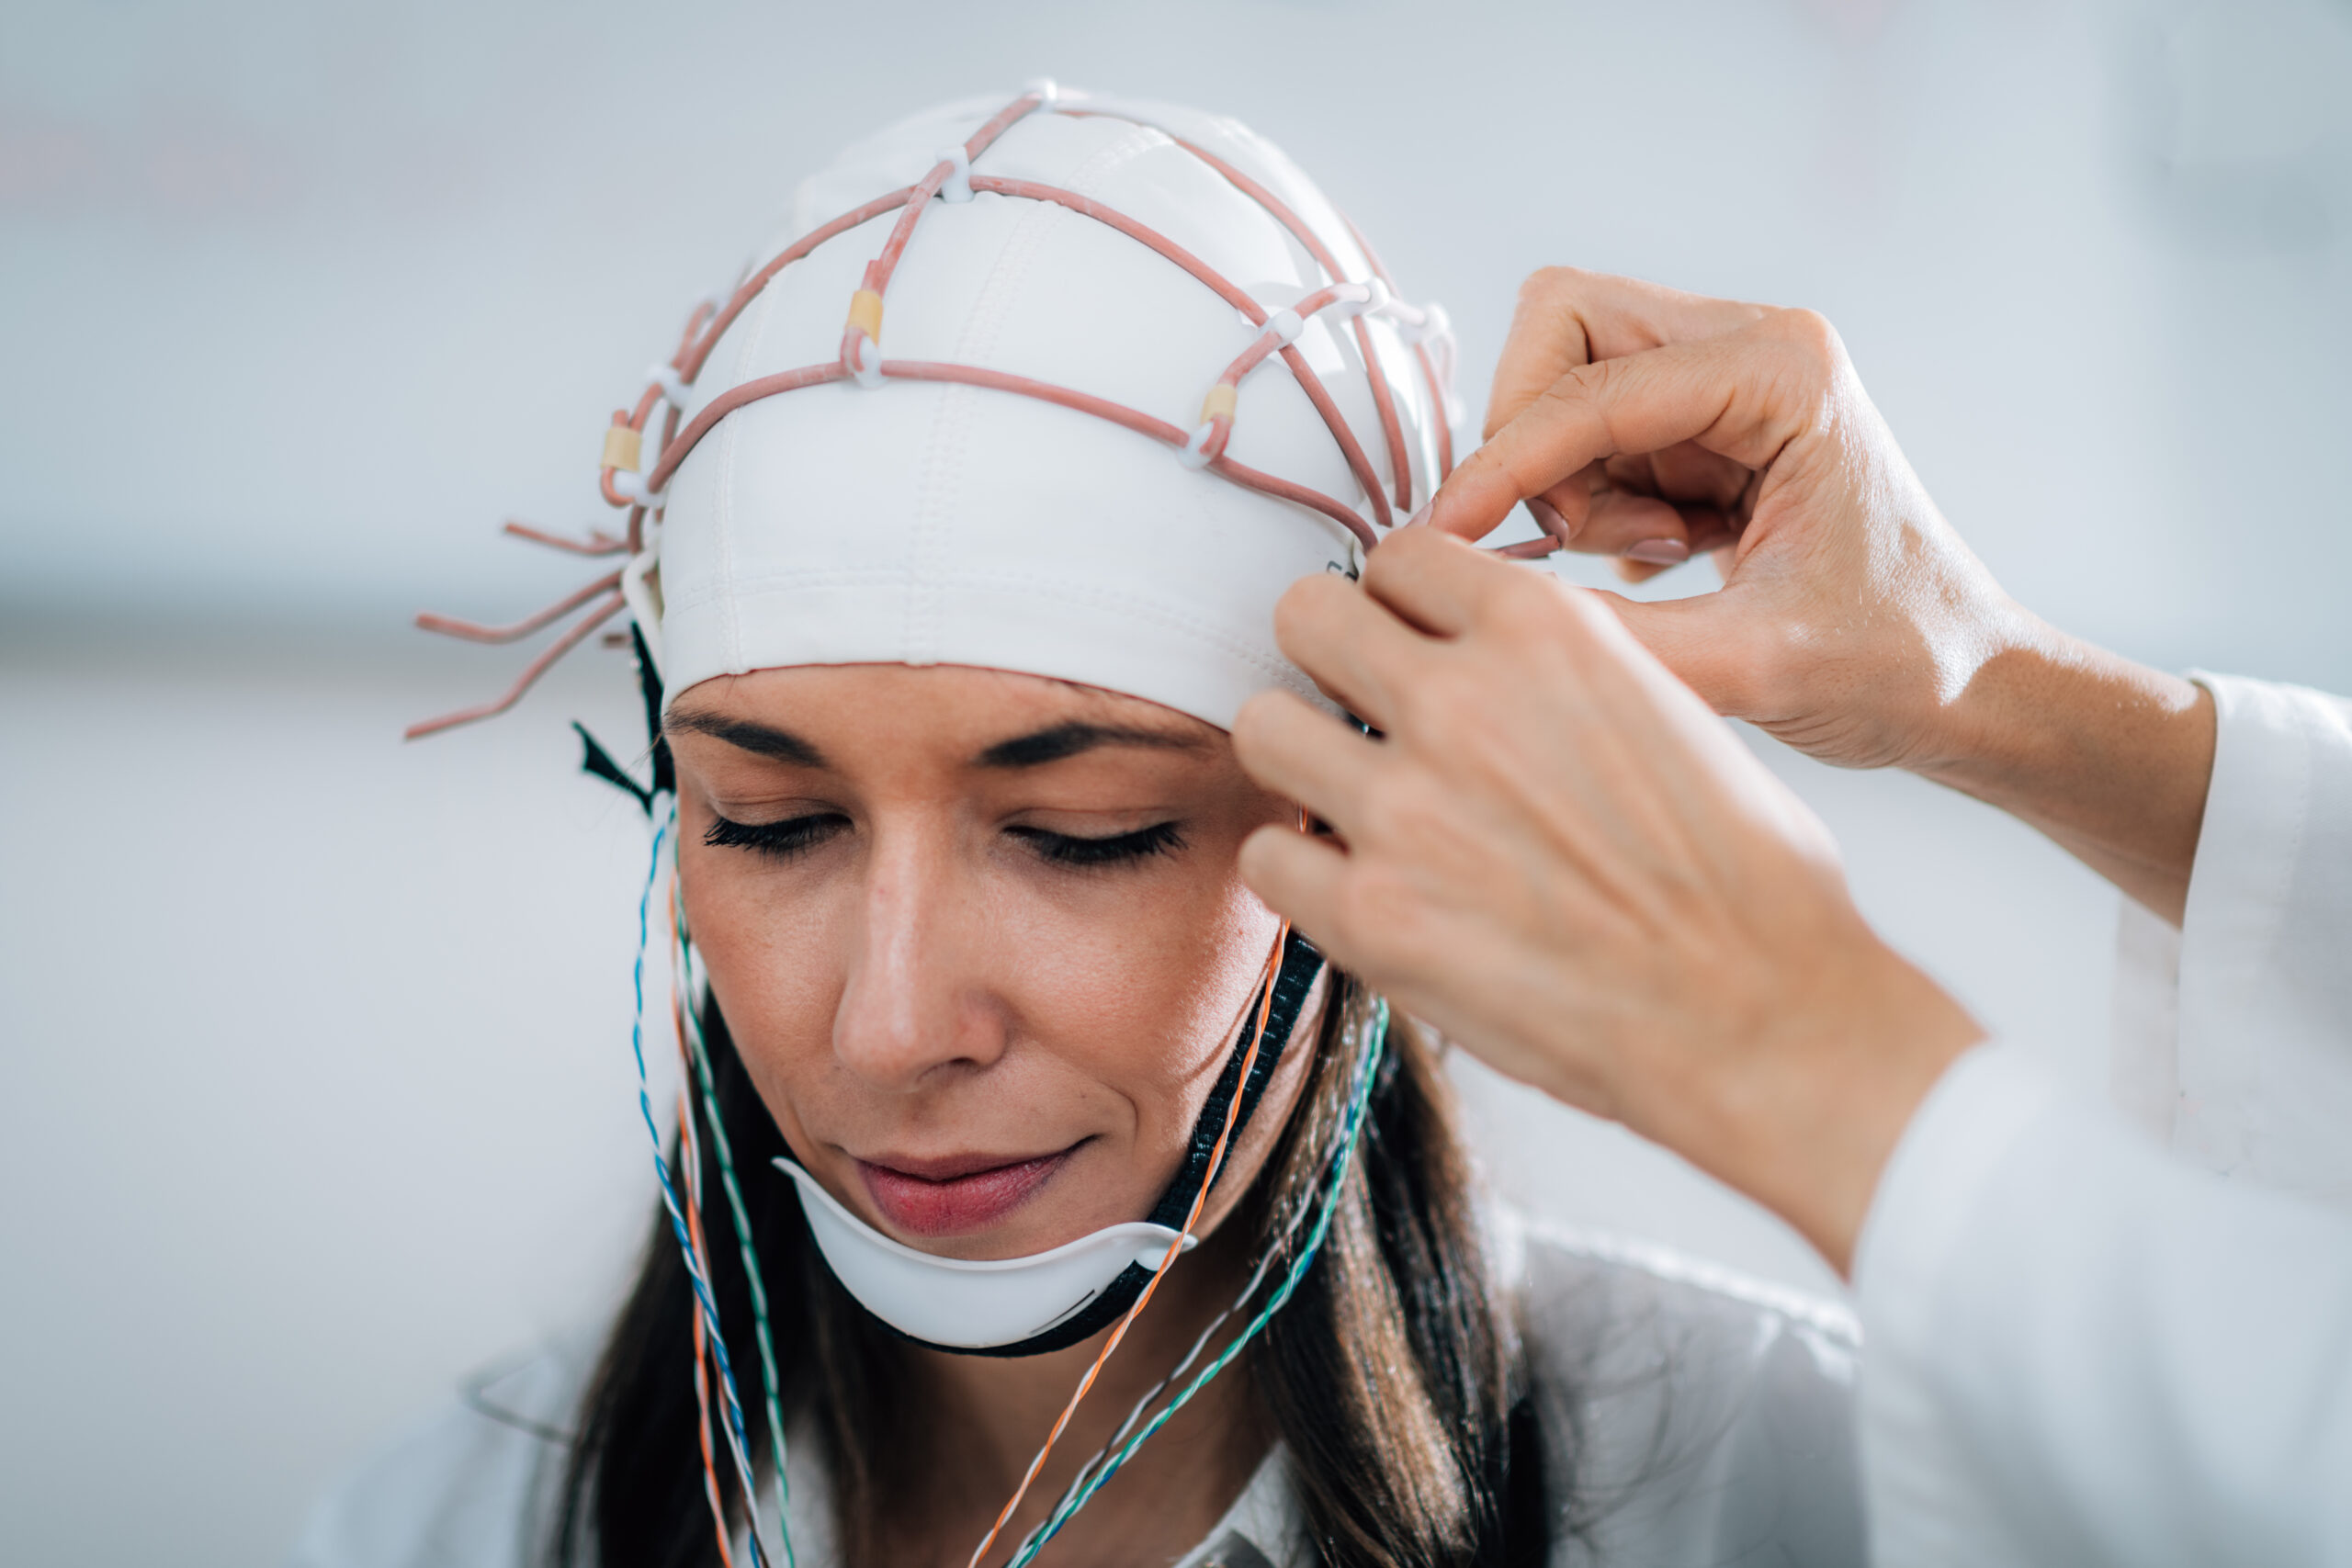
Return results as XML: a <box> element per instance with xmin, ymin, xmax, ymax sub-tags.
<box><xmin>667</xmin><ymin>663</ymin><xmax>1317</xmax><ymax>1263</ymax></box>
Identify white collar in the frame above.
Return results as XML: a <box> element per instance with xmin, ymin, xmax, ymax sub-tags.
<box><xmin>763</xmin><ymin>1427</ymin><xmax>1300</xmax><ymax>1568</ymax></box>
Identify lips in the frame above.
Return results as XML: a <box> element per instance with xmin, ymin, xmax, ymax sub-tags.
<box><xmin>854</xmin><ymin>1146</ymin><xmax>1077</xmax><ymax>1237</ymax></box>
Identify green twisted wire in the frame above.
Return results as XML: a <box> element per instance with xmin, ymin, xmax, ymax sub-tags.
<box><xmin>672</xmin><ymin>881</ymin><xmax>797</xmax><ymax>1568</ymax></box>
<box><xmin>1004</xmin><ymin>996</ymin><xmax>1390</xmax><ymax>1568</ymax></box>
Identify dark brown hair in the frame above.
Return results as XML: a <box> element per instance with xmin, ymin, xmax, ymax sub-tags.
<box><xmin>555</xmin><ymin>977</ymin><xmax>1552</xmax><ymax>1567</ymax></box>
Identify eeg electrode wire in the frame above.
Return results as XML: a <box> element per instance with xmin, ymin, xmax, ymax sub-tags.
<box><xmin>670</xmin><ymin>857</ymin><xmax>797</xmax><ymax>1566</ymax></box>
<box><xmin>631</xmin><ymin>802</ymin><xmax>775</xmax><ymax>1568</ymax></box>
<box><xmin>676</xmin><ymin>1086</ymin><xmax>742</xmax><ymax>1568</ymax></box>
<box><xmin>1035</xmin><ymin>1235</ymin><xmax>1288</xmax><ymax>1534</ymax></box>
<box><xmin>962</xmin><ymin>923</ymin><xmax>1293</xmax><ymax>1568</ymax></box>
<box><xmin>1002</xmin><ymin>996</ymin><xmax>1388</xmax><ymax>1568</ymax></box>
<box><xmin>1013</xmin><ymin>997</ymin><xmax>1379</xmax><ymax>1561</ymax></box>
<box><xmin>406</xmin><ymin>84</ymin><xmax>1494</xmax><ymax>743</ymax></box>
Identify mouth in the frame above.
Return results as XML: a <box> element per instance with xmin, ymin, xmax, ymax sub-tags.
<box><xmin>854</xmin><ymin>1144</ymin><xmax>1081</xmax><ymax>1237</ymax></box>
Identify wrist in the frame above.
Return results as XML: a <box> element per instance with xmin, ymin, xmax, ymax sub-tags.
<box><xmin>1621</xmin><ymin>923</ymin><xmax>1983</xmax><ymax>1276</ymax></box>
<box><xmin>1906</xmin><ymin>621</ymin><xmax>2214</xmax><ymax>922</ymax></box>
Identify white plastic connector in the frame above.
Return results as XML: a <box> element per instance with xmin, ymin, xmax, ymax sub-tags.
<box><xmin>1023</xmin><ymin>76</ymin><xmax>1060</xmax><ymax>108</ymax></box>
<box><xmin>935</xmin><ymin>144</ymin><xmax>973</xmax><ymax>203</ymax></box>
<box><xmin>1178</xmin><ymin>422</ymin><xmax>1216</xmax><ymax>468</ymax></box>
<box><xmin>612</xmin><ymin>470</ymin><xmax>668</xmax><ymax>511</ymax></box>
<box><xmin>648</xmin><ymin>364</ymin><xmax>692</xmax><ymax>410</ymax></box>
<box><xmin>1401</xmin><ymin>299</ymin><xmax>1453</xmax><ymax>347</ymax></box>
<box><xmin>1328</xmin><ymin>279</ymin><xmax>1386</xmax><ymax>321</ymax></box>
<box><xmin>848</xmin><ymin>332</ymin><xmax>886</xmax><ymax>390</ymax></box>
<box><xmin>1261</xmin><ymin>308</ymin><xmax>1305</xmax><ymax>347</ymax></box>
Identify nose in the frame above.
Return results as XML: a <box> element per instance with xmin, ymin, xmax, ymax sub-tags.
<box><xmin>831</xmin><ymin>821</ymin><xmax>1006</xmax><ymax>1091</ymax></box>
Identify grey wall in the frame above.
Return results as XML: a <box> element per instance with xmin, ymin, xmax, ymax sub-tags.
<box><xmin>5</xmin><ymin>0</ymin><xmax>2348</xmax><ymax>1562</ymax></box>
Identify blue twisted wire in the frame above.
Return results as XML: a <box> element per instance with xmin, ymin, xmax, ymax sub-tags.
<box><xmin>1002</xmin><ymin>997</ymin><xmax>1391</xmax><ymax>1568</ymax></box>
<box><xmin>673</xmin><ymin>887</ymin><xmax>797</xmax><ymax>1567</ymax></box>
<box><xmin>632</xmin><ymin>802</ymin><xmax>771</xmax><ymax>1568</ymax></box>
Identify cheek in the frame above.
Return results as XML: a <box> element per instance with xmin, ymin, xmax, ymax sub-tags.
<box><xmin>1028</xmin><ymin>871</ymin><xmax>1288</xmax><ymax>1190</ymax></box>
<box><xmin>1081</xmin><ymin>879</ymin><xmax>1279</xmax><ymax>1079</ymax></box>
<box><xmin>677</xmin><ymin>841</ymin><xmax>842</xmax><ymax>1132</ymax></box>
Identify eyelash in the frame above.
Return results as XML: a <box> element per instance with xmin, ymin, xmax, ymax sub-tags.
<box><xmin>1007</xmin><ymin>819</ymin><xmax>1184</xmax><ymax>867</ymax></box>
<box><xmin>702</xmin><ymin>812</ymin><xmax>848</xmax><ymax>860</ymax></box>
<box><xmin>702</xmin><ymin>813</ymin><xmax>1183</xmax><ymax>868</ymax></box>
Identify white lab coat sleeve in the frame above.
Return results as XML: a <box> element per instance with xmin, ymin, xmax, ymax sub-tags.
<box><xmin>2111</xmin><ymin>672</ymin><xmax>2352</xmax><ymax>1205</ymax></box>
<box><xmin>1856</xmin><ymin>673</ymin><xmax>2352</xmax><ymax>1566</ymax></box>
<box><xmin>1854</xmin><ymin>1043</ymin><xmax>2352</xmax><ymax>1567</ymax></box>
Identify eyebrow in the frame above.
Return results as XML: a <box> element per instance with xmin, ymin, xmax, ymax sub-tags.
<box><xmin>664</xmin><ymin>712</ymin><xmax>829</xmax><ymax>767</ymax></box>
<box><xmin>974</xmin><ymin>721</ymin><xmax>1209</xmax><ymax>769</ymax></box>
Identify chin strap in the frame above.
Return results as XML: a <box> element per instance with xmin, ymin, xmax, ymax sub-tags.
<box><xmin>931</xmin><ymin>928</ymin><xmax>1324</xmax><ymax>1359</ymax></box>
<box><xmin>784</xmin><ymin>928</ymin><xmax>1325</xmax><ymax>1359</ymax></box>
<box><xmin>1146</xmin><ymin>929</ymin><xmax>1327</xmax><ymax>1230</ymax></box>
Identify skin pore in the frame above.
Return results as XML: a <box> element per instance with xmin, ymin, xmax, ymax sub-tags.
<box><xmin>665</xmin><ymin>662</ymin><xmax>1323</xmax><ymax>1567</ymax></box>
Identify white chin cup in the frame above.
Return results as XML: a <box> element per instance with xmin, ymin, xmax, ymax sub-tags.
<box><xmin>775</xmin><ymin>1159</ymin><xmax>1196</xmax><ymax>1349</ymax></box>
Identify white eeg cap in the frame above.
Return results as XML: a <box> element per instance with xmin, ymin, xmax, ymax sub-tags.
<box><xmin>651</xmin><ymin>89</ymin><xmax>1453</xmax><ymax>731</ymax></box>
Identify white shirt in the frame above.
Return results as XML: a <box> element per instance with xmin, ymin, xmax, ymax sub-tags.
<box><xmin>288</xmin><ymin>1215</ymin><xmax>1868</xmax><ymax>1567</ymax></box>
<box><xmin>1855</xmin><ymin>672</ymin><xmax>2352</xmax><ymax>1566</ymax></box>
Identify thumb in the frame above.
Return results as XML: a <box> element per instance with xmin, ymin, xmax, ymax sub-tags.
<box><xmin>1593</xmin><ymin>589</ymin><xmax>1770</xmax><ymax>720</ymax></box>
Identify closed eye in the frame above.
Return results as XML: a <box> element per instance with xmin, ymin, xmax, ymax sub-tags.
<box><xmin>1007</xmin><ymin>820</ymin><xmax>1184</xmax><ymax>868</ymax></box>
<box><xmin>703</xmin><ymin>811</ymin><xmax>849</xmax><ymax>861</ymax></box>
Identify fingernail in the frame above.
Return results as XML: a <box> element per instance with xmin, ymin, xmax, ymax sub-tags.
<box><xmin>1401</xmin><ymin>501</ymin><xmax>1432</xmax><ymax>529</ymax></box>
<box><xmin>1524</xmin><ymin>496</ymin><xmax>1573</xmax><ymax>542</ymax></box>
<box><xmin>1623</xmin><ymin>538</ymin><xmax>1689</xmax><ymax>565</ymax></box>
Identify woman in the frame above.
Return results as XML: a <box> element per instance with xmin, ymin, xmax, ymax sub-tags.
<box><xmin>294</xmin><ymin>87</ymin><xmax>1862</xmax><ymax>1568</ymax></box>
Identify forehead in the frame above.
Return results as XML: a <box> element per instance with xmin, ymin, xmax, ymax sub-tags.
<box><xmin>665</xmin><ymin>662</ymin><xmax>1227</xmax><ymax>769</ymax></box>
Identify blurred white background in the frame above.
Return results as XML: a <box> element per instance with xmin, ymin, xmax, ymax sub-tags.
<box><xmin>5</xmin><ymin>0</ymin><xmax>2349</xmax><ymax>1561</ymax></box>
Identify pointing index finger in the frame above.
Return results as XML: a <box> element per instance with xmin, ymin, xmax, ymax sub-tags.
<box><xmin>1487</xmin><ymin>268</ymin><xmax>1767</xmax><ymax>442</ymax></box>
<box><xmin>1430</xmin><ymin>311</ymin><xmax>1832</xmax><ymax>544</ymax></box>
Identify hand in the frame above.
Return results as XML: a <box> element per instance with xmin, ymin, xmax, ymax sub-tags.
<box><xmin>1433</xmin><ymin>269</ymin><xmax>2213</xmax><ymax>922</ymax></box>
<box><xmin>1231</xmin><ymin>529</ymin><xmax>1983</xmax><ymax>1273</ymax></box>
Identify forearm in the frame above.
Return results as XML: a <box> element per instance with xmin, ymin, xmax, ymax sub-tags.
<box><xmin>1858</xmin><ymin>1044</ymin><xmax>2352</xmax><ymax>1566</ymax></box>
<box><xmin>1618</xmin><ymin>923</ymin><xmax>1984</xmax><ymax>1277</ymax></box>
<box><xmin>1914</xmin><ymin>622</ymin><xmax>2216</xmax><ymax>925</ymax></box>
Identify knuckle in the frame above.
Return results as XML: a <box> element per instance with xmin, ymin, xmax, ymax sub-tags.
<box><xmin>1396</xmin><ymin>674</ymin><xmax>1521</xmax><ymax>792</ymax></box>
<box><xmin>1771</xmin><ymin>306</ymin><xmax>1842</xmax><ymax>357</ymax></box>
<box><xmin>1382</xmin><ymin>521</ymin><xmax>1447</xmax><ymax>563</ymax></box>
<box><xmin>1269</xmin><ymin>575</ymin><xmax>1331</xmax><ymax>643</ymax></box>
<box><xmin>1356</xmin><ymin>768</ymin><xmax>1441</xmax><ymax>851</ymax></box>
<box><xmin>1482</xmin><ymin>572</ymin><xmax>1587</xmax><ymax>661</ymax></box>
<box><xmin>1350</xmin><ymin>873</ymin><xmax>1435</xmax><ymax>962</ymax></box>
<box><xmin>1740</xmin><ymin>616</ymin><xmax>1813</xmax><ymax>715</ymax></box>
<box><xmin>1516</xmin><ymin>265</ymin><xmax>1589</xmax><ymax>310</ymax></box>
<box><xmin>1396</xmin><ymin>664</ymin><xmax>1484</xmax><ymax>744</ymax></box>
<box><xmin>1760</xmin><ymin>308</ymin><xmax>1848</xmax><ymax>387</ymax></box>
<box><xmin>1229</xmin><ymin>692</ymin><xmax>1278</xmax><ymax>751</ymax></box>
<box><xmin>1488</xmin><ymin>572</ymin><xmax>1566</xmax><ymax>637</ymax></box>
<box><xmin>1724</xmin><ymin>308</ymin><xmax>1852</xmax><ymax>430</ymax></box>
<box><xmin>1364</xmin><ymin>528</ymin><xmax>1437</xmax><ymax>592</ymax></box>
<box><xmin>1540</xmin><ymin>356</ymin><xmax>1608</xmax><ymax>408</ymax></box>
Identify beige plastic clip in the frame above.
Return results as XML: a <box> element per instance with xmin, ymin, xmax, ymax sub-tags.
<box><xmin>601</xmin><ymin>425</ymin><xmax>644</xmax><ymax>473</ymax></box>
<box><xmin>847</xmin><ymin>288</ymin><xmax>885</xmax><ymax>344</ymax></box>
<box><xmin>1199</xmin><ymin>385</ymin><xmax>1238</xmax><ymax>423</ymax></box>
